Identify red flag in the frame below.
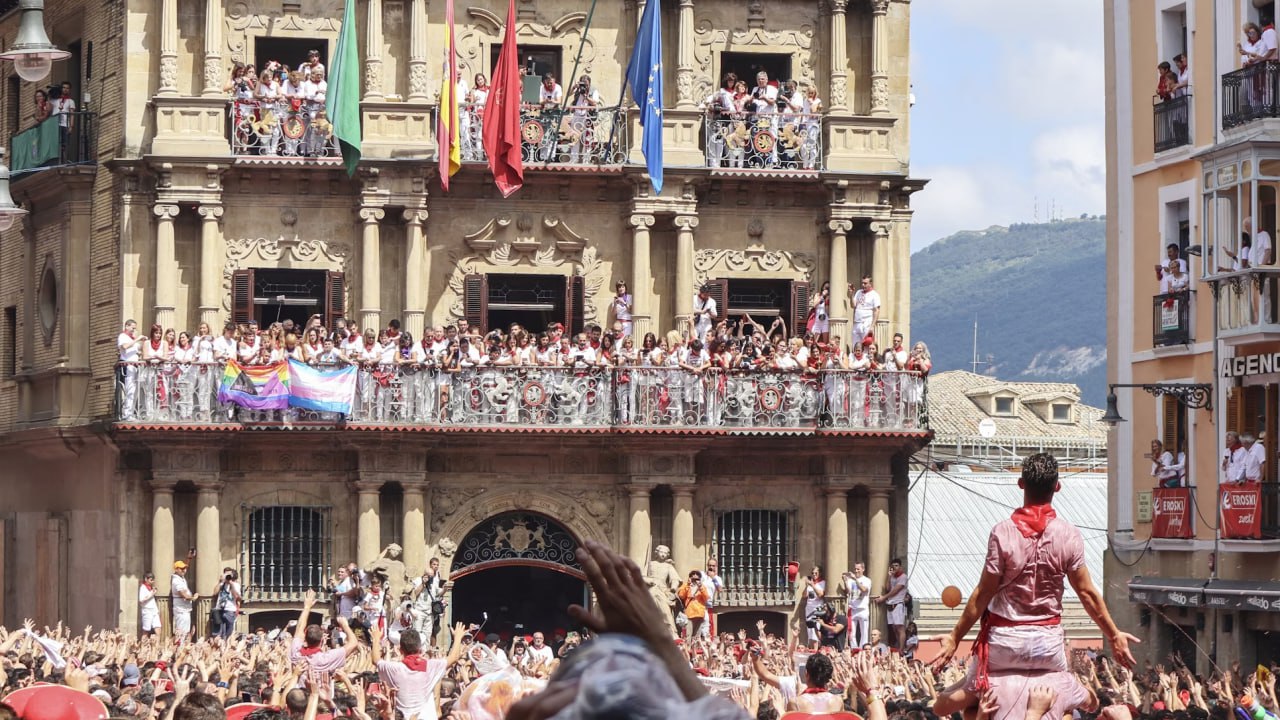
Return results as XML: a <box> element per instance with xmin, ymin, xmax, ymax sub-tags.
<box><xmin>482</xmin><ymin>0</ymin><xmax>523</xmax><ymax>197</ymax></box>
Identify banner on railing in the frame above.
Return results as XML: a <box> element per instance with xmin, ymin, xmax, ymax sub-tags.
<box><xmin>1152</xmin><ymin>487</ymin><xmax>1193</xmax><ymax>539</ymax></box>
<box><xmin>288</xmin><ymin>359</ymin><xmax>357</xmax><ymax>414</ymax></box>
<box><xmin>11</xmin><ymin>116</ymin><xmax>60</xmax><ymax>172</ymax></box>
<box><xmin>1220</xmin><ymin>485</ymin><xmax>1262</xmax><ymax>539</ymax></box>
<box><xmin>218</xmin><ymin>360</ymin><xmax>290</xmax><ymax>410</ymax></box>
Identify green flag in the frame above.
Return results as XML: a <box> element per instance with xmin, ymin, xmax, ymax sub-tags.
<box><xmin>326</xmin><ymin>0</ymin><xmax>361</xmax><ymax>175</ymax></box>
<box><xmin>11</xmin><ymin>116</ymin><xmax>59</xmax><ymax>172</ymax></box>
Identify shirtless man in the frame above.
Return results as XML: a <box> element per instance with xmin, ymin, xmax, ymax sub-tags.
<box><xmin>930</xmin><ymin>453</ymin><xmax>1138</xmax><ymax>720</ymax></box>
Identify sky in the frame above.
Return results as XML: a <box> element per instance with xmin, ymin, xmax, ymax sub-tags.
<box><xmin>908</xmin><ymin>0</ymin><xmax>1106</xmax><ymax>251</ymax></box>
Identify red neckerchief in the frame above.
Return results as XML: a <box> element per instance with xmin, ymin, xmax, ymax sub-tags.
<box><xmin>1230</xmin><ymin>441</ymin><xmax>1243</xmax><ymax>454</ymax></box>
<box><xmin>150</xmin><ymin>338</ymin><xmax>162</xmax><ymax>351</ymax></box>
<box><xmin>142</xmin><ymin>581</ymin><xmax>153</xmax><ymax>591</ymax></box>
<box><xmin>402</xmin><ymin>653</ymin><xmax>427</xmax><ymax>672</ymax></box>
<box><xmin>125</xmin><ymin>330</ymin><xmax>135</xmax><ymax>339</ymax></box>
<box><xmin>299</xmin><ymin>645</ymin><xmax>323</xmax><ymax>657</ymax></box>
<box><xmin>1010</xmin><ymin>502</ymin><xmax>1057</xmax><ymax>538</ymax></box>
<box><xmin>801</xmin><ymin>686</ymin><xmax>830</xmax><ymax>695</ymax></box>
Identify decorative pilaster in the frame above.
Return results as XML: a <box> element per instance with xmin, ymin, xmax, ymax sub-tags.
<box><xmin>197</xmin><ymin>205</ymin><xmax>224</xmax><ymax>330</ymax></box>
<box><xmin>359</xmin><ymin>207</ymin><xmax>385</xmax><ymax>331</ymax></box>
<box><xmin>672</xmin><ymin>485</ymin><xmax>695</xmax><ymax>575</ymax></box>
<box><xmin>627</xmin><ymin>484</ymin><xmax>652</xmax><ymax>568</ymax></box>
<box><xmin>675</xmin><ymin>0</ymin><xmax>696</xmax><ymax>108</ymax></box>
<box><xmin>364</xmin><ymin>0</ymin><xmax>385</xmax><ymax>101</ymax></box>
<box><xmin>407</xmin><ymin>0</ymin><xmax>429</xmax><ymax>100</ymax></box>
<box><xmin>402</xmin><ymin>481</ymin><xmax>428</xmax><ymax>576</ymax></box>
<box><xmin>828</xmin><ymin>0</ymin><xmax>849</xmax><ymax>112</ymax></box>
<box><xmin>870</xmin><ymin>0</ymin><xmax>890</xmax><ymax>114</ymax></box>
<box><xmin>202</xmin><ymin>0</ymin><xmax>224</xmax><ymax>96</ymax></box>
<box><xmin>150</xmin><ymin>479</ymin><xmax>176</xmax><ymax>595</ymax></box>
<box><xmin>628</xmin><ymin>214</ymin><xmax>656</xmax><ymax>341</ymax></box>
<box><xmin>403</xmin><ymin>209</ymin><xmax>429</xmax><ymax>338</ymax></box>
<box><xmin>354</xmin><ymin>480</ymin><xmax>383</xmax><ymax>568</ymax></box>
<box><xmin>153</xmin><ymin>204</ymin><xmax>180</xmax><ymax>330</ymax></box>
<box><xmin>828</xmin><ymin>219</ymin><xmax>852</xmax><ymax>340</ymax></box>
<box><xmin>867</xmin><ymin>488</ymin><xmax>891</xmax><ymax>632</ymax></box>
<box><xmin>158</xmin><ymin>0</ymin><xmax>178</xmax><ymax>95</ymax></box>
<box><xmin>674</xmin><ymin>215</ymin><xmax>698</xmax><ymax>333</ymax></box>
<box><xmin>194</xmin><ymin>479</ymin><xmax>223</xmax><ymax>595</ymax></box>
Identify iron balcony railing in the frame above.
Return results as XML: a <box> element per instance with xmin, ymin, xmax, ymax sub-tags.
<box><xmin>704</xmin><ymin>111</ymin><xmax>823</xmax><ymax>172</ymax></box>
<box><xmin>1222</xmin><ymin>61</ymin><xmax>1280</xmax><ymax>129</ymax></box>
<box><xmin>454</xmin><ymin>104</ymin><xmax>629</xmax><ymax>166</ymax></box>
<box><xmin>1153</xmin><ymin>93</ymin><xmax>1191</xmax><ymax>152</ymax></box>
<box><xmin>9</xmin><ymin>111</ymin><xmax>97</xmax><ymax>175</ymax></box>
<box><xmin>114</xmin><ymin>361</ymin><xmax>929</xmax><ymax>433</ymax></box>
<box><xmin>1153</xmin><ymin>290</ymin><xmax>1192</xmax><ymax>346</ymax></box>
<box><xmin>229</xmin><ymin>99</ymin><xmax>339</xmax><ymax>158</ymax></box>
<box><xmin>1205</xmin><ymin>267</ymin><xmax>1280</xmax><ymax>334</ymax></box>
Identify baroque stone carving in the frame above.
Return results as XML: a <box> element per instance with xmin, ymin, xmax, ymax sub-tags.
<box><xmin>220</xmin><ymin>235</ymin><xmax>352</xmax><ymax>312</ymax></box>
<box><xmin>365</xmin><ymin>59</ymin><xmax>384</xmax><ymax>97</ymax></box>
<box><xmin>692</xmin><ymin>21</ymin><xmax>815</xmax><ymax>102</ymax></box>
<box><xmin>158</xmin><ymin>56</ymin><xmax>178</xmax><ymax>93</ymax></box>
<box><xmin>408</xmin><ymin>61</ymin><xmax>430</xmax><ymax>98</ymax></box>
<box><xmin>694</xmin><ymin>248</ymin><xmax>816</xmax><ymax>285</ymax></box>
<box><xmin>871</xmin><ymin>76</ymin><xmax>889</xmax><ymax>112</ymax></box>
<box><xmin>436</xmin><ymin>537</ymin><xmax>457</xmax><ymax>557</ymax></box>
<box><xmin>676</xmin><ymin>68</ymin><xmax>694</xmax><ymax>106</ymax></box>
<box><xmin>431</xmin><ymin>486</ymin><xmax>487</xmax><ymax>533</ymax></box>
<box><xmin>225</xmin><ymin>1</ymin><xmax>342</xmax><ymax>64</ymax></box>
<box><xmin>456</xmin><ymin>9</ymin><xmax>598</xmax><ymax>86</ymax></box>
<box><xmin>830</xmin><ymin>73</ymin><xmax>847</xmax><ymax>108</ymax></box>
<box><xmin>204</xmin><ymin>57</ymin><xmax>223</xmax><ymax>94</ymax></box>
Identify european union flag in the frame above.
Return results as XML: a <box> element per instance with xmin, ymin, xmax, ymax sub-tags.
<box><xmin>625</xmin><ymin>0</ymin><xmax>664</xmax><ymax>193</ymax></box>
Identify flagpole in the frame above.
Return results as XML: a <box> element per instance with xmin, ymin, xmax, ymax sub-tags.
<box><xmin>542</xmin><ymin>0</ymin><xmax>599</xmax><ymax>168</ymax></box>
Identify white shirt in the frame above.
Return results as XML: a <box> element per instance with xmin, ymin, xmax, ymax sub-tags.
<box><xmin>139</xmin><ymin>584</ymin><xmax>159</xmax><ymax>617</ymax></box>
<box><xmin>52</xmin><ymin>97</ymin><xmax>75</xmax><ymax>127</ymax></box>
<box><xmin>1225</xmin><ymin>444</ymin><xmax>1248</xmax><ymax>483</ymax></box>
<box><xmin>1175</xmin><ymin>65</ymin><xmax>1190</xmax><ymax>97</ymax></box>
<box><xmin>693</xmin><ymin>295</ymin><xmax>717</xmax><ymax>337</ymax></box>
<box><xmin>1262</xmin><ymin>27</ymin><xmax>1279</xmax><ymax>61</ymax></box>
<box><xmin>212</xmin><ymin>335</ymin><xmax>237</xmax><ymax>361</ymax></box>
<box><xmin>336</xmin><ymin>577</ymin><xmax>358</xmax><ymax>618</ymax></box>
<box><xmin>298</xmin><ymin>61</ymin><xmax>326</xmax><ymax>78</ymax></box>
<box><xmin>1245</xmin><ymin>442</ymin><xmax>1266</xmax><ymax>481</ymax></box>
<box><xmin>539</xmin><ymin>82</ymin><xmax>563</xmax><ymax>105</ymax></box>
<box><xmin>1254</xmin><ymin>230</ymin><xmax>1273</xmax><ymax>267</ymax></box>
<box><xmin>567</xmin><ymin>346</ymin><xmax>597</xmax><ymax>366</ymax></box>
<box><xmin>846</xmin><ymin>574</ymin><xmax>872</xmax><ymax>614</ymax></box>
<box><xmin>118</xmin><ymin>332</ymin><xmax>141</xmax><ymax>362</ymax></box>
<box><xmin>171</xmin><ymin>574</ymin><xmax>193</xmax><ymax>613</ymax></box>
<box><xmin>750</xmin><ymin>83</ymin><xmax>778</xmax><ymax>113</ymax></box>
<box><xmin>377</xmin><ymin>658</ymin><xmax>448</xmax><ymax>720</ymax></box>
<box><xmin>852</xmin><ymin>289</ymin><xmax>881</xmax><ymax>325</ymax></box>
<box><xmin>219</xmin><ymin>580</ymin><xmax>241</xmax><ymax>612</ymax></box>
<box><xmin>1152</xmin><ymin>450</ymin><xmax>1179</xmax><ymax>483</ymax></box>
<box><xmin>525</xmin><ymin>644</ymin><xmax>554</xmax><ymax>669</ymax></box>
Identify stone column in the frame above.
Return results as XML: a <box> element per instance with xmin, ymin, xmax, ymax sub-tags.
<box><xmin>675</xmin><ymin>0</ymin><xmax>696</xmax><ymax>108</ymax></box>
<box><xmin>407</xmin><ymin>0</ymin><xmax>430</xmax><ymax>100</ymax></box>
<box><xmin>825</xmin><ymin>488</ymin><xmax>849</xmax><ymax>587</ymax></box>
<box><xmin>870</xmin><ymin>0</ymin><xmax>890</xmax><ymax>114</ymax></box>
<box><xmin>828</xmin><ymin>0</ymin><xmax>849</xmax><ymax>112</ymax></box>
<box><xmin>672</xmin><ymin>485</ymin><xmax>695</xmax><ymax>575</ymax></box>
<box><xmin>364</xmin><ymin>0</ymin><xmax>385</xmax><ymax>101</ymax></box>
<box><xmin>150</xmin><ymin>480</ymin><xmax>176</xmax><ymax>595</ymax></box>
<box><xmin>867</xmin><ymin>488</ymin><xmax>891</xmax><ymax>630</ymax></box>
<box><xmin>402</xmin><ymin>209</ymin><xmax>429</xmax><ymax>339</ymax></box>
<box><xmin>355</xmin><ymin>481</ymin><xmax>382</xmax><ymax>568</ymax></box>
<box><xmin>194</xmin><ymin>480</ymin><xmax>223</xmax><ymax>595</ymax></box>
<box><xmin>359</xmin><ymin>208</ymin><xmax>385</xmax><ymax>332</ymax></box>
<box><xmin>202</xmin><ymin>0</ymin><xmax>224</xmax><ymax>97</ymax></box>
<box><xmin>198</xmin><ymin>205</ymin><xmax>224</xmax><ymax>330</ymax></box>
<box><xmin>153</xmin><ymin>204</ymin><xmax>179</xmax><ymax>330</ymax></box>
<box><xmin>627</xmin><ymin>485</ymin><xmax>652</xmax><ymax>568</ymax></box>
<box><xmin>628</xmin><ymin>214</ymin><xmax>656</xmax><ymax>341</ymax></box>
<box><xmin>871</xmin><ymin>222</ymin><xmax>890</xmax><ymax>340</ymax></box>
<box><xmin>158</xmin><ymin>0</ymin><xmax>178</xmax><ymax>95</ymax></box>
<box><xmin>402</xmin><ymin>481</ymin><xmax>428</xmax><ymax>576</ymax></box>
<box><xmin>828</xmin><ymin>219</ymin><xmax>852</xmax><ymax>341</ymax></box>
<box><xmin>674</xmin><ymin>215</ymin><xmax>698</xmax><ymax>333</ymax></box>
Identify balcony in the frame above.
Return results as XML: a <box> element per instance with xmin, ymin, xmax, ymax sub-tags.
<box><xmin>449</xmin><ymin>105</ymin><xmax>628</xmax><ymax>168</ymax></box>
<box><xmin>9</xmin><ymin>111</ymin><xmax>97</xmax><ymax>177</ymax></box>
<box><xmin>230</xmin><ymin>100</ymin><xmax>339</xmax><ymax>159</ymax></box>
<box><xmin>1152</xmin><ymin>290</ymin><xmax>1192</xmax><ymax>346</ymax></box>
<box><xmin>1206</xmin><ymin>267</ymin><xmax>1280</xmax><ymax>344</ymax></box>
<box><xmin>1220</xmin><ymin>484</ymin><xmax>1280</xmax><ymax>540</ymax></box>
<box><xmin>1151</xmin><ymin>486</ymin><xmax>1195</xmax><ymax>539</ymax></box>
<box><xmin>114</xmin><ymin>362</ymin><xmax>928</xmax><ymax>435</ymax></box>
<box><xmin>704</xmin><ymin>112</ymin><xmax>823</xmax><ymax>174</ymax></box>
<box><xmin>1153</xmin><ymin>93</ymin><xmax>1191</xmax><ymax>152</ymax></box>
<box><xmin>1222</xmin><ymin>61</ymin><xmax>1280</xmax><ymax>130</ymax></box>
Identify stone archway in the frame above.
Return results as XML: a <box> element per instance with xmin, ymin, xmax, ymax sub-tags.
<box><xmin>450</xmin><ymin>510</ymin><xmax>584</xmax><ymax>581</ymax></box>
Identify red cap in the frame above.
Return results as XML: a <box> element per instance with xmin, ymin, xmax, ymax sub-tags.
<box><xmin>2</xmin><ymin>685</ymin><xmax>108</xmax><ymax>720</ymax></box>
<box><xmin>225</xmin><ymin>704</ymin><xmax>272</xmax><ymax>720</ymax></box>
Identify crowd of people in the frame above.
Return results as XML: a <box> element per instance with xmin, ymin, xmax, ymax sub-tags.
<box><xmin>703</xmin><ymin>69</ymin><xmax>823</xmax><ymax>170</ymax></box>
<box><xmin>226</xmin><ymin>50</ymin><xmax>333</xmax><ymax>156</ymax></box>
<box><xmin>115</xmin><ymin>277</ymin><xmax>931</xmax><ymax>429</ymax></box>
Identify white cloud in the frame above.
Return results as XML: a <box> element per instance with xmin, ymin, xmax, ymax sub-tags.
<box><xmin>909</xmin><ymin>165</ymin><xmax>1021</xmax><ymax>250</ymax></box>
<box><xmin>1030</xmin><ymin>123</ymin><xmax>1106</xmax><ymax>214</ymax></box>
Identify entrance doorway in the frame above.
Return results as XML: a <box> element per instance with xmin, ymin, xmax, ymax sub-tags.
<box><xmin>720</xmin><ymin>52</ymin><xmax>793</xmax><ymax>85</ymax></box>
<box><xmin>488</xmin><ymin>274</ymin><xmax>567</xmax><ymax>335</ymax></box>
<box><xmin>451</xmin><ymin>566</ymin><xmax>586</xmax><ymax>637</ymax></box>
<box><xmin>255</xmin><ymin>37</ymin><xmax>329</xmax><ymax>75</ymax></box>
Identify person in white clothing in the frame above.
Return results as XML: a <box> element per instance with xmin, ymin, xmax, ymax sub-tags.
<box><xmin>1246</xmin><ymin>217</ymin><xmax>1274</xmax><ymax>322</ymax></box>
<box><xmin>539</xmin><ymin>72</ymin><xmax>563</xmax><ymax>110</ymax></box>
<box><xmin>1150</xmin><ymin>439</ymin><xmax>1181</xmax><ymax>488</ymax></box>
<box><xmin>842</xmin><ymin>562</ymin><xmax>872</xmax><ymax>648</ymax></box>
<box><xmin>170</xmin><ymin>559</ymin><xmax>198</xmax><ymax>640</ymax></box>
<box><xmin>524</xmin><ymin>631</ymin><xmax>555</xmax><ymax>673</ymax></box>
<box><xmin>850</xmin><ymin>275</ymin><xmax>881</xmax><ymax>347</ymax></box>
<box><xmin>1222</xmin><ymin>431</ymin><xmax>1248</xmax><ymax>484</ymax></box>
<box><xmin>215</xmin><ymin>568</ymin><xmax>242</xmax><ymax>639</ymax></box>
<box><xmin>138</xmin><ymin>572</ymin><xmax>161</xmax><ymax>636</ymax></box>
<box><xmin>117</xmin><ymin>320</ymin><xmax>145</xmax><ymax>419</ymax></box>
<box><xmin>1243</xmin><ymin>432</ymin><xmax>1266</xmax><ymax>482</ymax></box>
<box><xmin>693</xmin><ymin>285</ymin><xmax>718</xmax><ymax>344</ymax></box>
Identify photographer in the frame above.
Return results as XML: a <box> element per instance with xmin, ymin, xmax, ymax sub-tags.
<box><xmin>570</xmin><ymin>74</ymin><xmax>601</xmax><ymax>112</ymax></box>
<box><xmin>814</xmin><ymin>602</ymin><xmax>846</xmax><ymax>651</ymax></box>
<box><xmin>214</xmin><ymin>567</ymin><xmax>242</xmax><ymax>639</ymax></box>
<box><xmin>676</xmin><ymin>570</ymin><xmax>711</xmax><ymax>640</ymax></box>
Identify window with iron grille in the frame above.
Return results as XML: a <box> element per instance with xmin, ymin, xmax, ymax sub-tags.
<box><xmin>711</xmin><ymin>509</ymin><xmax>796</xmax><ymax>607</ymax></box>
<box><xmin>241</xmin><ymin>506</ymin><xmax>332</xmax><ymax>601</ymax></box>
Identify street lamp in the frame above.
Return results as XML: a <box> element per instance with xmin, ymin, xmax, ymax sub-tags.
<box><xmin>0</xmin><ymin>149</ymin><xmax>28</xmax><ymax>232</ymax></box>
<box><xmin>0</xmin><ymin>0</ymin><xmax>69</xmax><ymax>83</ymax></box>
<box><xmin>1101</xmin><ymin>382</ymin><xmax>1214</xmax><ymax>425</ymax></box>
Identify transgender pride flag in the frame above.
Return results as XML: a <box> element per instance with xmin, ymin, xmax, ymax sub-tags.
<box><xmin>288</xmin><ymin>359</ymin><xmax>357</xmax><ymax>414</ymax></box>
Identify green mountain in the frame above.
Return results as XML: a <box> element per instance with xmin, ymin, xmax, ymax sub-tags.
<box><xmin>910</xmin><ymin>217</ymin><xmax>1106</xmax><ymax>406</ymax></box>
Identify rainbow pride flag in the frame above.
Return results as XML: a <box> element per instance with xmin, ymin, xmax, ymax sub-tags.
<box><xmin>288</xmin><ymin>359</ymin><xmax>357</xmax><ymax>414</ymax></box>
<box><xmin>217</xmin><ymin>359</ymin><xmax>290</xmax><ymax>410</ymax></box>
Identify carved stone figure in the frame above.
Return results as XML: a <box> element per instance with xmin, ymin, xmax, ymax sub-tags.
<box><xmin>366</xmin><ymin>543</ymin><xmax>410</xmax><ymax>600</ymax></box>
<box><xmin>644</xmin><ymin>544</ymin><xmax>682</xmax><ymax>636</ymax></box>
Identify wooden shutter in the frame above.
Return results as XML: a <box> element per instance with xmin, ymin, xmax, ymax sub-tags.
<box><xmin>232</xmin><ymin>269</ymin><xmax>254</xmax><ymax>324</ymax></box>
<box><xmin>325</xmin><ymin>271</ymin><xmax>346</xmax><ymax>329</ymax></box>
<box><xmin>566</xmin><ymin>275</ymin><xmax>585</xmax><ymax>336</ymax></box>
<box><xmin>790</xmin><ymin>280</ymin><xmax>811</xmax><ymax>339</ymax></box>
<box><xmin>1162</xmin><ymin>395</ymin><xmax>1180</xmax><ymax>453</ymax></box>
<box><xmin>464</xmin><ymin>274</ymin><xmax>488</xmax><ymax>333</ymax></box>
<box><xmin>705</xmin><ymin>278</ymin><xmax>728</xmax><ymax>328</ymax></box>
<box><xmin>1226</xmin><ymin>387</ymin><xmax>1240</xmax><ymax>434</ymax></box>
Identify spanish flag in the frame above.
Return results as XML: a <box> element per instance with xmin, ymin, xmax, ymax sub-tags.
<box><xmin>437</xmin><ymin>0</ymin><xmax>461</xmax><ymax>190</ymax></box>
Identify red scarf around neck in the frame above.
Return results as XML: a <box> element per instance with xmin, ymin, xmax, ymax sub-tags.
<box><xmin>402</xmin><ymin>653</ymin><xmax>427</xmax><ymax>672</ymax></box>
<box><xmin>299</xmin><ymin>645</ymin><xmax>323</xmax><ymax>657</ymax></box>
<box><xmin>1010</xmin><ymin>503</ymin><xmax>1057</xmax><ymax>538</ymax></box>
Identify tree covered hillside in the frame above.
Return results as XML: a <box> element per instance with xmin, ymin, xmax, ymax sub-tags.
<box><xmin>911</xmin><ymin>218</ymin><xmax>1106</xmax><ymax>405</ymax></box>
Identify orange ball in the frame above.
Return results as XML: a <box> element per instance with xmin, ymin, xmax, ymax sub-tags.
<box><xmin>941</xmin><ymin>585</ymin><xmax>963</xmax><ymax>608</ymax></box>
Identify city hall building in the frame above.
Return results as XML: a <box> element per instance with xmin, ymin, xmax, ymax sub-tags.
<box><xmin>0</xmin><ymin>0</ymin><xmax>926</xmax><ymax>637</ymax></box>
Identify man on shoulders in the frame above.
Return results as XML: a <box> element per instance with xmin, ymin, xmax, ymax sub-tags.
<box><xmin>290</xmin><ymin>589</ymin><xmax>359</xmax><ymax>687</ymax></box>
<box><xmin>372</xmin><ymin>619</ymin><xmax>467</xmax><ymax>720</ymax></box>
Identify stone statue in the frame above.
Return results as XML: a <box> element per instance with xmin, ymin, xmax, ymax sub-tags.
<box><xmin>366</xmin><ymin>543</ymin><xmax>410</xmax><ymax>601</ymax></box>
<box><xmin>644</xmin><ymin>544</ymin><xmax>682</xmax><ymax>636</ymax></box>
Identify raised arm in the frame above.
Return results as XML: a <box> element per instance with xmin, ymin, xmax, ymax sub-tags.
<box><xmin>1067</xmin><ymin>564</ymin><xmax>1140</xmax><ymax>668</ymax></box>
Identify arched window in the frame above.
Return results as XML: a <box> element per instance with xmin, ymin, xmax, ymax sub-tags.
<box><xmin>242</xmin><ymin>506</ymin><xmax>332</xmax><ymax>600</ymax></box>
